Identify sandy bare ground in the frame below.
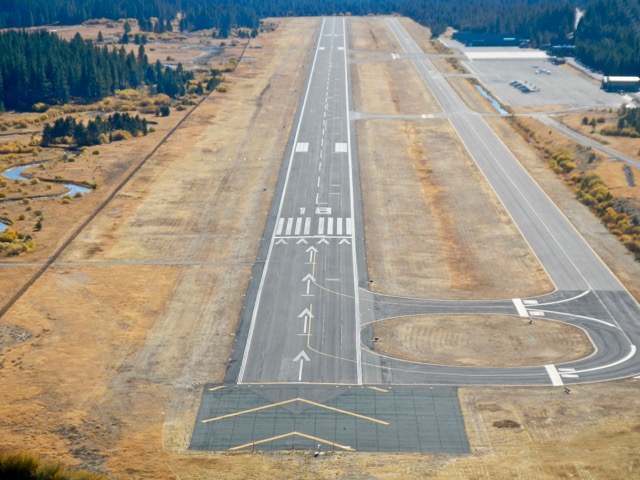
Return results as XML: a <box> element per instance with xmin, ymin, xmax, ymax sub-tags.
<box><xmin>372</xmin><ymin>314</ymin><xmax>593</xmax><ymax>367</ymax></box>
<box><xmin>351</xmin><ymin>60</ymin><xmax>442</xmax><ymax>115</ymax></box>
<box><xmin>348</xmin><ymin>16</ymin><xmax>402</xmax><ymax>53</ymax></box>
<box><xmin>356</xmin><ymin>118</ymin><xmax>551</xmax><ymax>299</ymax></box>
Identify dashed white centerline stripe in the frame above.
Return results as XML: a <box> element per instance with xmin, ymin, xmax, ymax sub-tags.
<box><xmin>545</xmin><ymin>365</ymin><xmax>564</xmax><ymax>386</ymax></box>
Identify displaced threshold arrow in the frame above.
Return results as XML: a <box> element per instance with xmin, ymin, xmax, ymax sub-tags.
<box><xmin>293</xmin><ymin>350</ymin><xmax>311</xmax><ymax>381</ymax></box>
<box><xmin>301</xmin><ymin>273</ymin><xmax>315</xmax><ymax>295</ymax></box>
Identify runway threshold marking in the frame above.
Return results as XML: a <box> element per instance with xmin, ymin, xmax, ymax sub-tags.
<box><xmin>512</xmin><ymin>298</ymin><xmax>528</xmax><ymax>317</ymax></box>
<box><xmin>229</xmin><ymin>431</ymin><xmax>355</xmax><ymax>451</ymax></box>
<box><xmin>545</xmin><ymin>364</ymin><xmax>564</xmax><ymax>386</ymax></box>
<box><xmin>201</xmin><ymin>397</ymin><xmax>388</xmax><ymax>425</ymax></box>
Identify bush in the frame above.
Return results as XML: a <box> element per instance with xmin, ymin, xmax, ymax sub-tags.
<box><xmin>0</xmin><ymin>228</ymin><xmax>19</xmax><ymax>242</ymax></box>
<box><xmin>0</xmin><ymin>451</ymin><xmax>108</xmax><ymax>480</ymax></box>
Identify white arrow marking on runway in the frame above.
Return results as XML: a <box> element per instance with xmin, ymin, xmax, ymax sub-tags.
<box><xmin>296</xmin><ymin>238</ymin><xmax>308</xmax><ymax>244</ymax></box>
<box><xmin>302</xmin><ymin>273</ymin><xmax>315</xmax><ymax>295</ymax></box>
<box><xmin>338</xmin><ymin>238</ymin><xmax>350</xmax><ymax>245</ymax></box>
<box><xmin>298</xmin><ymin>307</ymin><xmax>314</xmax><ymax>319</ymax></box>
<box><xmin>276</xmin><ymin>239</ymin><xmax>287</xmax><ymax>245</ymax></box>
<box><xmin>317</xmin><ymin>238</ymin><xmax>330</xmax><ymax>245</ymax></box>
<box><xmin>294</xmin><ymin>350</ymin><xmax>310</xmax><ymax>381</ymax></box>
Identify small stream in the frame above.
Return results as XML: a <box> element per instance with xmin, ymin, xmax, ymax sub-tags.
<box><xmin>475</xmin><ymin>84</ymin><xmax>509</xmax><ymax>115</ymax></box>
<box><xmin>0</xmin><ymin>163</ymin><xmax>91</xmax><ymax>232</ymax></box>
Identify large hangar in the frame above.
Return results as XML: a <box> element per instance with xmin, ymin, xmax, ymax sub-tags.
<box><xmin>602</xmin><ymin>76</ymin><xmax>640</xmax><ymax>92</ymax></box>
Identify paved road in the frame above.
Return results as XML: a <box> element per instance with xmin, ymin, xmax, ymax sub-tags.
<box><xmin>232</xmin><ymin>17</ymin><xmax>363</xmax><ymax>385</ymax></box>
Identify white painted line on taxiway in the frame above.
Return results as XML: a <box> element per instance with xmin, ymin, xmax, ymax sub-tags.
<box><xmin>513</xmin><ymin>298</ymin><xmax>528</xmax><ymax>317</ymax></box>
<box><xmin>545</xmin><ymin>364</ymin><xmax>564</xmax><ymax>386</ymax></box>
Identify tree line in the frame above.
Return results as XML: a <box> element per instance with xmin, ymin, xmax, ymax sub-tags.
<box><xmin>0</xmin><ymin>0</ymin><xmax>637</xmax><ymax>76</ymax></box>
<box><xmin>41</xmin><ymin>112</ymin><xmax>148</xmax><ymax>147</ymax></box>
<box><xmin>574</xmin><ymin>0</ymin><xmax>640</xmax><ymax>75</ymax></box>
<box><xmin>0</xmin><ymin>30</ymin><xmax>194</xmax><ymax>111</ymax></box>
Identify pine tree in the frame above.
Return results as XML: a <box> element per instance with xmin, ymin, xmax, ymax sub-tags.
<box><xmin>97</xmin><ymin>31</ymin><xmax>104</xmax><ymax>43</ymax></box>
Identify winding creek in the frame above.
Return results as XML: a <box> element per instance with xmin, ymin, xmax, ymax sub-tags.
<box><xmin>0</xmin><ymin>163</ymin><xmax>91</xmax><ymax>232</ymax></box>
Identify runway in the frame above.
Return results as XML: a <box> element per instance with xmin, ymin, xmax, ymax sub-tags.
<box><xmin>228</xmin><ymin>17</ymin><xmax>363</xmax><ymax>386</ymax></box>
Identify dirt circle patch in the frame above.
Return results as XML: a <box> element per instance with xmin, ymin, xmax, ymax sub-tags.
<box><xmin>372</xmin><ymin>315</ymin><xmax>593</xmax><ymax>367</ymax></box>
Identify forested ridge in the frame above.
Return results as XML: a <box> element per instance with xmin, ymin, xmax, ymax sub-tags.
<box><xmin>575</xmin><ymin>0</ymin><xmax>640</xmax><ymax>75</ymax></box>
<box><xmin>0</xmin><ymin>0</ymin><xmax>637</xmax><ymax>86</ymax></box>
<box><xmin>0</xmin><ymin>30</ymin><xmax>193</xmax><ymax>111</ymax></box>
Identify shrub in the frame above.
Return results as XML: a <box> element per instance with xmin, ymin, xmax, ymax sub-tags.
<box><xmin>0</xmin><ymin>451</ymin><xmax>108</xmax><ymax>479</ymax></box>
<box><xmin>110</xmin><ymin>130</ymin><xmax>132</xmax><ymax>141</ymax></box>
<box><xmin>0</xmin><ymin>228</ymin><xmax>19</xmax><ymax>242</ymax></box>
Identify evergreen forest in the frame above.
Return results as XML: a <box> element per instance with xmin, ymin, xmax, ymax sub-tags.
<box><xmin>41</xmin><ymin>113</ymin><xmax>149</xmax><ymax>147</ymax></box>
<box><xmin>574</xmin><ymin>0</ymin><xmax>640</xmax><ymax>75</ymax></box>
<box><xmin>0</xmin><ymin>0</ymin><xmax>637</xmax><ymax>111</ymax></box>
<box><xmin>0</xmin><ymin>30</ymin><xmax>193</xmax><ymax>111</ymax></box>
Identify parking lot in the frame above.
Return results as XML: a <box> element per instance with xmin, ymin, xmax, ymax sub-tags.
<box><xmin>441</xmin><ymin>40</ymin><xmax>624</xmax><ymax>110</ymax></box>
